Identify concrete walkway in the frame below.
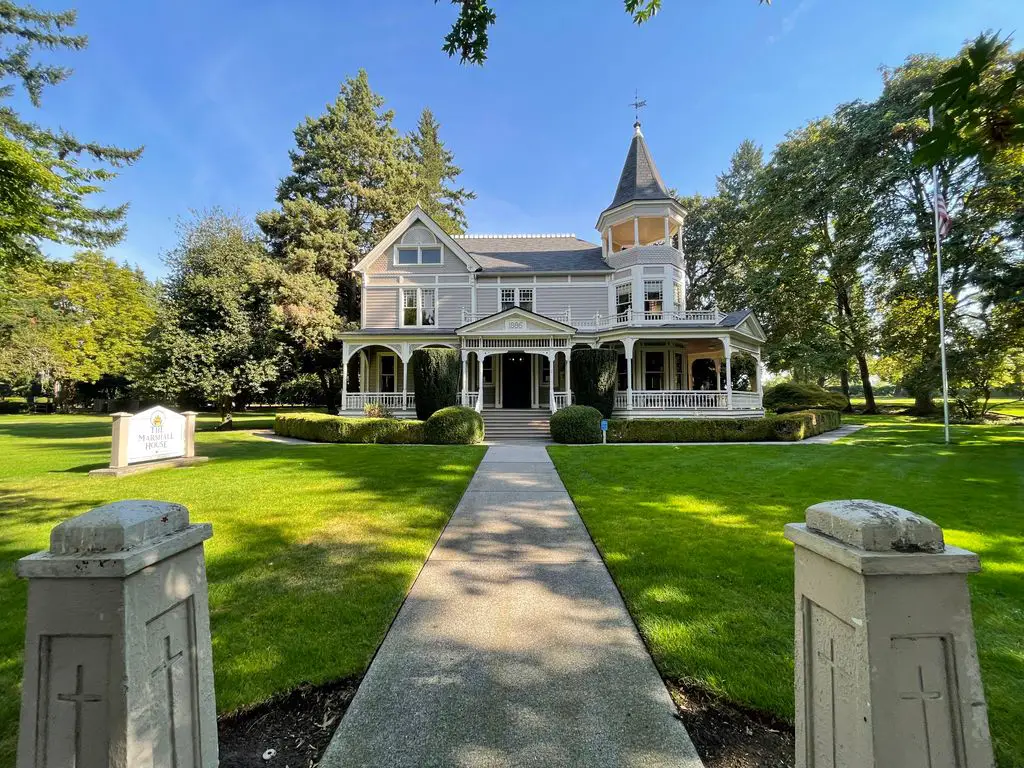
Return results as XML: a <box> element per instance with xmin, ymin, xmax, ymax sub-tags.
<box><xmin>321</xmin><ymin>444</ymin><xmax>702</xmax><ymax>768</ymax></box>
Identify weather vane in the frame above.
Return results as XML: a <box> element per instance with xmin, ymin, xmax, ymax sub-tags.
<box><xmin>630</xmin><ymin>90</ymin><xmax>647</xmax><ymax>122</ymax></box>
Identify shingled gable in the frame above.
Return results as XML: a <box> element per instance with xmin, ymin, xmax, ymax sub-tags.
<box><xmin>353</xmin><ymin>205</ymin><xmax>481</xmax><ymax>273</ymax></box>
<box><xmin>600</xmin><ymin>122</ymin><xmax>674</xmax><ymax>217</ymax></box>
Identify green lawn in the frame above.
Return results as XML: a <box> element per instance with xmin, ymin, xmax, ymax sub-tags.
<box><xmin>0</xmin><ymin>414</ymin><xmax>483</xmax><ymax>765</ymax></box>
<box><xmin>849</xmin><ymin>394</ymin><xmax>1024</xmax><ymax>418</ymax></box>
<box><xmin>549</xmin><ymin>417</ymin><xmax>1024</xmax><ymax>767</ymax></box>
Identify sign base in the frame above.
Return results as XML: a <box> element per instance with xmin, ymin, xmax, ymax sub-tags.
<box><xmin>89</xmin><ymin>456</ymin><xmax>209</xmax><ymax>478</ymax></box>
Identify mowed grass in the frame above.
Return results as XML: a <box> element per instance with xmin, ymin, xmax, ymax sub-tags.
<box><xmin>849</xmin><ymin>394</ymin><xmax>1024</xmax><ymax>418</ymax></box>
<box><xmin>0</xmin><ymin>414</ymin><xmax>484</xmax><ymax>765</ymax></box>
<box><xmin>549</xmin><ymin>418</ymin><xmax>1024</xmax><ymax>767</ymax></box>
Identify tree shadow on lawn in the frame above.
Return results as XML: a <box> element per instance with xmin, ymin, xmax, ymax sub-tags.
<box><xmin>551</xmin><ymin>437</ymin><xmax>1024</xmax><ymax>765</ymax></box>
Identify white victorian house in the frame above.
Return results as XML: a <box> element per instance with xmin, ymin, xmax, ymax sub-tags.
<box><xmin>340</xmin><ymin>122</ymin><xmax>766</xmax><ymax>422</ymax></box>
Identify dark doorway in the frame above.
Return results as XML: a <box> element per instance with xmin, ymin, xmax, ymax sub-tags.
<box><xmin>502</xmin><ymin>353</ymin><xmax>532</xmax><ymax>408</ymax></box>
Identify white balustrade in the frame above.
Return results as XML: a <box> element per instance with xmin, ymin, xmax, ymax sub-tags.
<box><xmin>611</xmin><ymin>390</ymin><xmax>763</xmax><ymax>411</ymax></box>
<box><xmin>458</xmin><ymin>307</ymin><xmax>723</xmax><ymax>331</ymax></box>
<box><xmin>345</xmin><ymin>392</ymin><xmax>414</xmax><ymax>411</ymax></box>
<box><xmin>553</xmin><ymin>392</ymin><xmax>569</xmax><ymax>410</ymax></box>
<box><xmin>730</xmin><ymin>391</ymin><xmax>762</xmax><ymax>410</ymax></box>
<box><xmin>458</xmin><ymin>391</ymin><xmax>480</xmax><ymax>409</ymax></box>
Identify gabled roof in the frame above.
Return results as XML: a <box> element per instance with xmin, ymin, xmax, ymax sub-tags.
<box><xmin>457</xmin><ymin>306</ymin><xmax>576</xmax><ymax>335</ymax></box>
<box><xmin>353</xmin><ymin>206</ymin><xmax>481</xmax><ymax>273</ymax></box>
<box><xmin>454</xmin><ymin>235</ymin><xmax>610</xmax><ymax>273</ymax></box>
<box><xmin>601</xmin><ymin>123</ymin><xmax>674</xmax><ymax>216</ymax></box>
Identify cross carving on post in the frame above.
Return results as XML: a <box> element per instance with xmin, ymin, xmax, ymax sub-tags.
<box><xmin>57</xmin><ymin>664</ymin><xmax>103</xmax><ymax>763</ymax></box>
<box><xmin>816</xmin><ymin>636</ymin><xmax>840</xmax><ymax>766</ymax></box>
<box><xmin>152</xmin><ymin>634</ymin><xmax>186</xmax><ymax>766</ymax></box>
<box><xmin>151</xmin><ymin>634</ymin><xmax>184</xmax><ymax>679</ymax></box>
<box><xmin>900</xmin><ymin>664</ymin><xmax>944</xmax><ymax>764</ymax></box>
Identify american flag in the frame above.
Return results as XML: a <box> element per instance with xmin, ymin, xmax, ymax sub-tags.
<box><xmin>935</xmin><ymin>193</ymin><xmax>952</xmax><ymax>238</ymax></box>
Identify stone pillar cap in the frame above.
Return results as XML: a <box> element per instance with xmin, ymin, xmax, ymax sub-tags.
<box><xmin>806</xmin><ymin>499</ymin><xmax>944</xmax><ymax>553</ymax></box>
<box><xmin>50</xmin><ymin>500</ymin><xmax>189</xmax><ymax>555</ymax></box>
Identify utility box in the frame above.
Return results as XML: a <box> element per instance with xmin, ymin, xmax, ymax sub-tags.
<box><xmin>785</xmin><ymin>499</ymin><xmax>994</xmax><ymax>768</ymax></box>
<box><xmin>16</xmin><ymin>500</ymin><xmax>217</xmax><ymax>768</ymax></box>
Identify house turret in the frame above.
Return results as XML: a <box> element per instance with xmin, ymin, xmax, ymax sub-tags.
<box><xmin>595</xmin><ymin>121</ymin><xmax>687</xmax><ymax>256</ymax></box>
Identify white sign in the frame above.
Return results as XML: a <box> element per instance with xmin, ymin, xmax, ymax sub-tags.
<box><xmin>127</xmin><ymin>406</ymin><xmax>186</xmax><ymax>464</ymax></box>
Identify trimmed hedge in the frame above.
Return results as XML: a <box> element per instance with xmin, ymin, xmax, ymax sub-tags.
<box><xmin>570</xmin><ymin>348</ymin><xmax>618</xmax><ymax>418</ymax></box>
<box><xmin>411</xmin><ymin>347</ymin><xmax>460</xmax><ymax>420</ymax></box>
<box><xmin>274</xmin><ymin>413</ymin><xmax>424</xmax><ymax>444</ymax></box>
<box><xmin>549</xmin><ymin>405</ymin><xmax>604</xmax><ymax>444</ymax></box>
<box><xmin>551</xmin><ymin>409</ymin><xmax>842</xmax><ymax>444</ymax></box>
<box><xmin>424</xmin><ymin>406</ymin><xmax>485</xmax><ymax>445</ymax></box>
<box><xmin>763</xmin><ymin>382</ymin><xmax>849</xmax><ymax>413</ymax></box>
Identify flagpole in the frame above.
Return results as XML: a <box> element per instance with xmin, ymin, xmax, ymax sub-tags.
<box><xmin>929</xmin><ymin>106</ymin><xmax>952</xmax><ymax>444</ymax></box>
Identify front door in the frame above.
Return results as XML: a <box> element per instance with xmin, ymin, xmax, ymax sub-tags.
<box><xmin>502</xmin><ymin>353</ymin><xmax>532</xmax><ymax>408</ymax></box>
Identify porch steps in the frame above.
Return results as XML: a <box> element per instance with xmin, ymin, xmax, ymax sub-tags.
<box><xmin>482</xmin><ymin>409</ymin><xmax>551</xmax><ymax>442</ymax></box>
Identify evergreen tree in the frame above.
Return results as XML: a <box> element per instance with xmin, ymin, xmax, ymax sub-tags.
<box><xmin>0</xmin><ymin>4</ymin><xmax>142</xmax><ymax>268</ymax></box>
<box><xmin>147</xmin><ymin>211</ymin><xmax>282</xmax><ymax>423</ymax></box>
<box><xmin>404</xmin><ymin>108</ymin><xmax>474</xmax><ymax>234</ymax></box>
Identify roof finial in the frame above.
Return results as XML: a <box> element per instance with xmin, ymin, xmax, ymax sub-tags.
<box><xmin>629</xmin><ymin>90</ymin><xmax>647</xmax><ymax>132</ymax></box>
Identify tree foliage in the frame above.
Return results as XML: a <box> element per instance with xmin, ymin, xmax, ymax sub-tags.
<box><xmin>146</xmin><ymin>211</ymin><xmax>282</xmax><ymax>420</ymax></box>
<box><xmin>0</xmin><ymin>251</ymin><xmax>155</xmax><ymax>407</ymax></box>
<box><xmin>0</xmin><ymin>3</ymin><xmax>142</xmax><ymax>268</ymax></box>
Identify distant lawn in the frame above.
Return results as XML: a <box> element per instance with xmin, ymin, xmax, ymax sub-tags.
<box><xmin>549</xmin><ymin>418</ymin><xmax>1024</xmax><ymax>767</ymax></box>
<box><xmin>0</xmin><ymin>414</ymin><xmax>483</xmax><ymax>765</ymax></box>
<box><xmin>849</xmin><ymin>394</ymin><xmax>1024</xmax><ymax>419</ymax></box>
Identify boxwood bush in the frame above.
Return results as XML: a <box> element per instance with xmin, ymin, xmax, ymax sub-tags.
<box><xmin>570</xmin><ymin>348</ymin><xmax>618</xmax><ymax>418</ymax></box>
<box><xmin>274</xmin><ymin>413</ymin><xmax>424</xmax><ymax>444</ymax></box>
<box><xmin>550</xmin><ymin>409</ymin><xmax>842</xmax><ymax>444</ymax></box>
<box><xmin>549</xmin><ymin>405</ymin><xmax>604</xmax><ymax>444</ymax></box>
<box><xmin>424</xmin><ymin>406</ymin><xmax>484</xmax><ymax>444</ymax></box>
<box><xmin>763</xmin><ymin>382</ymin><xmax>849</xmax><ymax>413</ymax></box>
<box><xmin>411</xmin><ymin>347</ymin><xmax>461</xmax><ymax>420</ymax></box>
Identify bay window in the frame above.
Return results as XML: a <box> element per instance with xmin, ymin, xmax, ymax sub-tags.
<box><xmin>615</xmin><ymin>282</ymin><xmax>632</xmax><ymax>318</ymax></box>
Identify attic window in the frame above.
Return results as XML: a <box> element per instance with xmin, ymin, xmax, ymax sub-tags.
<box><xmin>395</xmin><ymin>245</ymin><xmax>443</xmax><ymax>266</ymax></box>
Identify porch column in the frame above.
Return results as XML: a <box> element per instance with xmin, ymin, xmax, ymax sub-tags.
<box><xmin>633</xmin><ymin>216</ymin><xmax>640</xmax><ymax>246</ymax></box>
<box><xmin>723</xmin><ymin>337</ymin><xmax>733</xmax><ymax>410</ymax></box>
<box><xmin>564</xmin><ymin>348</ymin><xmax>572</xmax><ymax>404</ymax></box>
<box><xmin>547</xmin><ymin>352</ymin><xmax>557</xmax><ymax>413</ymax></box>
<box><xmin>340</xmin><ymin>341</ymin><xmax>348</xmax><ymax>412</ymax></box>
<box><xmin>461</xmin><ymin>350</ymin><xmax>469</xmax><ymax>407</ymax></box>
<box><xmin>756</xmin><ymin>351</ymin><xmax>764</xmax><ymax>406</ymax></box>
<box><xmin>476</xmin><ymin>353</ymin><xmax>485</xmax><ymax>413</ymax></box>
<box><xmin>401</xmin><ymin>344</ymin><xmax>410</xmax><ymax>411</ymax></box>
<box><xmin>624</xmin><ymin>337</ymin><xmax>636</xmax><ymax>411</ymax></box>
<box><xmin>663</xmin><ymin>216</ymin><xmax>670</xmax><ymax>244</ymax></box>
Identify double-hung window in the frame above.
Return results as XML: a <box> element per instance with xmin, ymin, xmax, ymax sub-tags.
<box><xmin>615</xmin><ymin>283</ymin><xmax>632</xmax><ymax>319</ymax></box>
<box><xmin>644</xmin><ymin>280</ymin><xmax>664</xmax><ymax>316</ymax></box>
<box><xmin>396</xmin><ymin>245</ymin><xmax>442</xmax><ymax>265</ymax></box>
<box><xmin>401</xmin><ymin>288</ymin><xmax>436</xmax><ymax>327</ymax></box>
<box><xmin>500</xmin><ymin>287</ymin><xmax>533</xmax><ymax>312</ymax></box>
<box><xmin>379</xmin><ymin>355</ymin><xmax>396</xmax><ymax>393</ymax></box>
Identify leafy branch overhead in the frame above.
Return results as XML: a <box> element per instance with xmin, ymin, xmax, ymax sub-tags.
<box><xmin>438</xmin><ymin>0</ymin><xmax>770</xmax><ymax>64</ymax></box>
<box><xmin>0</xmin><ymin>3</ymin><xmax>143</xmax><ymax>268</ymax></box>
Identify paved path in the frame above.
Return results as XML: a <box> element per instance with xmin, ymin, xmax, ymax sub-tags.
<box><xmin>321</xmin><ymin>443</ymin><xmax>702</xmax><ymax>768</ymax></box>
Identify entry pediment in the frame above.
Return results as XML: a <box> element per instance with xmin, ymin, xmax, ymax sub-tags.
<box><xmin>457</xmin><ymin>307</ymin><xmax>575</xmax><ymax>336</ymax></box>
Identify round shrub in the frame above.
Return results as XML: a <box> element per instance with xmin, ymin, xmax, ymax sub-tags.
<box><xmin>762</xmin><ymin>382</ymin><xmax>849</xmax><ymax>413</ymax></box>
<box><xmin>549</xmin><ymin>405</ymin><xmax>603</xmax><ymax>444</ymax></box>
<box><xmin>424</xmin><ymin>406</ymin><xmax>484</xmax><ymax>444</ymax></box>
<box><xmin>570</xmin><ymin>348</ymin><xmax>618</xmax><ymax>418</ymax></box>
<box><xmin>411</xmin><ymin>347</ymin><xmax>461</xmax><ymax>420</ymax></box>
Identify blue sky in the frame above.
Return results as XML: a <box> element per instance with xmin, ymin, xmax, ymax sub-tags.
<box><xmin>20</xmin><ymin>0</ymin><xmax>1024</xmax><ymax>278</ymax></box>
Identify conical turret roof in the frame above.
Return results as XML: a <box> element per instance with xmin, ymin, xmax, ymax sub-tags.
<box><xmin>602</xmin><ymin>122</ymin><xmax>672</xmax><ymax>214</ymax></box>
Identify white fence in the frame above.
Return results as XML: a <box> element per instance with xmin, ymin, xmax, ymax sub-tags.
<box><xmin>344</xmin><ymin>393</ymin><xmax>414</xmax><ymax>411</ymax></box>
<box><xmin>614</xmin><ymin>390</ymin><xmax>763</xmax><ymax>411</ymax></box>
<box><xmin>460</xmin><ymin>307</ymin><xmax>722</xmax><ymax>329</ymax></box>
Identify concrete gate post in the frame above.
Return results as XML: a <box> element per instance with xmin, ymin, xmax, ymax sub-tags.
<box><xmin>784</xmin><ymin>499</ymin><xmax>994</xmax><ymax>768</ymax></box>
<box><xmin>16</xmin><ymin>500</ymin><xmax>217</xmax><ymax>768</ymax></box>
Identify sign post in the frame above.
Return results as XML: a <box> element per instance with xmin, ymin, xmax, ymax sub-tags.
<box><xmin>90</xmin><ymin>406</ymin><xmax>208</xmax><ymax>477</ymax></box>
<box><xmin>600</xmin><ymin>418</ymin><xmax>608</xmax><ymax>445</ymax></box>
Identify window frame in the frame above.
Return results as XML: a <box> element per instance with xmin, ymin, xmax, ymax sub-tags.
<box><xmin>379</xmin><ymin>353</ymin><xmax>397</xmax><ymax>393</ymax></box>
<box><xmin>500</xmin><ymin>287</ymin><xmax>533</xmax><ymax>312</ymax></box>
<box><xmin>644</xmin><ymin>280</ymin><xmax>664</xmax><ymax>316</ymax></box>
<box><xmin>400</xmin><ymin>287</ymin><xmax>437</xmax><ymax>328</ymax></box>
<box><xmin>615</xmin><ymin>282</ymin><xmax>632</xmax><ymax>318</ymax></box>
<box><xmin>393</xmin><ymin>244</ymin><xmax>445</xmax><ymax>266</ymax></box>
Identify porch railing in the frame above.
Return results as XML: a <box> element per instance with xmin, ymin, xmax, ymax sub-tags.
<box><xmin>459</xmin><ymin>391</ymin><xmax>480</xmax><ymax>410</ymax></box>
<box><xmin>553</xmin><ymin>392</ymin><xmax>570</xmax><ymax>410</ymax></box>
<box><xmin>613</xmin><ymin>390</ymin><xmax>763</xmax><ymax>411</ymax></box>
<box><xmin>459</xmin><ymin>307</ymin><xmax>722</xmax><ymax>329</ymax></box>
<box><xmin>344</xmin><ymin>392</ymin><xmax>414</xmax><ymax>411</ymax></box>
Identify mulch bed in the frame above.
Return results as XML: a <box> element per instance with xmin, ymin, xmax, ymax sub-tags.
<box><xmin>218</xmin><ymin>678</ymin><xmax>358</xmax><ymax>768</ymax></box>
<box><xmin>667</xmin><ymin>681</ymin><xmax>794</xmax><ymax>768</ymax></box>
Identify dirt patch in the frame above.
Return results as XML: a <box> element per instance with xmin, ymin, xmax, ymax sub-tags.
<box><xmin>668</xmin><ymin>680</ymin><xmax>794</xmax><ymax>768</ymax></box>
<box><xmin>218</xmin><ymin>678</ymin><xmax>358</xmax><ymax>768</ymax></box>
